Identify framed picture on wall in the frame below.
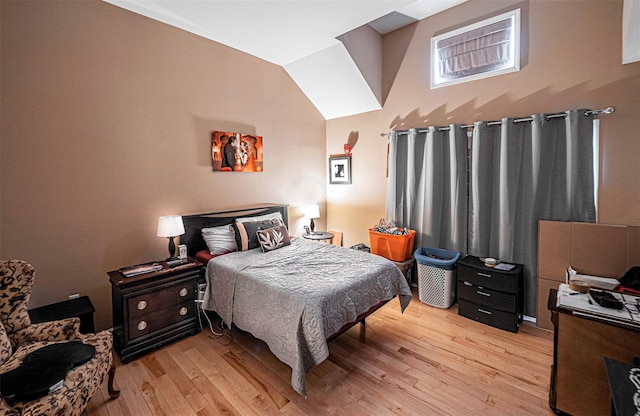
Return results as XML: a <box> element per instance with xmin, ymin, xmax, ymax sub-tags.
<box><xmin>211</xmin><ymin>131</ymin><xmax>263</xmax><ymax>172</ymax></box>
<box><xmin>329</xmin><ymin>155</ymin><xmax>351</xmax><ymax>184</ymax></box>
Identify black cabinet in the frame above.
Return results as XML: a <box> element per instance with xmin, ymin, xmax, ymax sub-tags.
<box><xmin>457</xmin><ymin>256</ymin><xmax>523</xmax><ymax>332</ymax></box>
<box><xmin>29</xmin><ymin>295</ymin><xmax>95</xmax><ymax>334</ymax></box>
<box><xmin>108</xmin><ymin>259</ymin><xmax>201</xmax><ymax>362</ymax></box>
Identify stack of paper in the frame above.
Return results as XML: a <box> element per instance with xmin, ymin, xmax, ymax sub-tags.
<box><xmin>567</xmin><ymin>266</ymin><xmax>620</xmax><ymax>290</ymax></box>
<box><xmin>556</xmin><ymin>283</ymin><xmax>640</xmax><ymax>327</ymax></box>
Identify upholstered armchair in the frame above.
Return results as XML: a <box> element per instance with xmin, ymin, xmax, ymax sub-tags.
<box><xmin>0</xmin><ymin>260</ymin><xmax>119</xmax><ymax>415</ymax></box>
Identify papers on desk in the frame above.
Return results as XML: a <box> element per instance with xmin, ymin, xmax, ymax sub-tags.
<box><xmin>567</xmin><ymin>266</ymin><xmax>620</xmax><ymax>290</ymax></box>
<box><xmin>556</xmin><ymin>283</ymin><xmax>640</xmax><ymax>327</ymax></box>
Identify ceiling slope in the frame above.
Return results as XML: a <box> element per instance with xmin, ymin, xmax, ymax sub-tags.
<box><xmin>285</xmin><ymin>43</ymin><xmax>382</xmax><ymax>120</ymax></box>
<box><xmin>102</xmin><ymin>0</ymin><xmax>467</xmax><ymax>119</ymax></box>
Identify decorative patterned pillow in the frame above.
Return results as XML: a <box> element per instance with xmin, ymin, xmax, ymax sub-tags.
<box><xmin>201</xmin><ymin>224</ymin><xmax>238</xmax><ymax>255</ymax></box>
<box><xmin>257</xmin><ymin>224</ymin><xmax>291</xmax><ymax>252</ymax></box>
<box><xmin>234</xmin><ymin>219</ymin><xmax>283</xmax><ymax>251</ymax></box>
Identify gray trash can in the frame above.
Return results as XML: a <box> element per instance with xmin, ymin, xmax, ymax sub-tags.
<box><xmin>414</xmin><ymin>247</ymin><xmax>461</xmax><ymax>308</ymax></box>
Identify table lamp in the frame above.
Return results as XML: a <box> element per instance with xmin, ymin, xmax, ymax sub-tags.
<box><xmin>157</xmin><ymin>215</ymin><xmax>185</xmax><ymax>263</ymax></box>
<box><xmin>306</xmin><ymin>204</ymin><xmax>320</xmax><ymax>234</ymax></box>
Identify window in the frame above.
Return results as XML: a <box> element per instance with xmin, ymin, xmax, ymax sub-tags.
<box><xmin>431</xmin><ymin>9</ymin><xmax>520</xmax><ymax>88</ymax></box>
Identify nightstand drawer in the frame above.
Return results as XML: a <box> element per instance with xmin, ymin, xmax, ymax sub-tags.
<box><xmin>458</xmin><ymin>299</ymin><xmax>520</xmax><ymax>333</ymax></box>
<box><xmin>458</xmin><ymin>262</ymin><xmax>520</xmax><ymax>293</ymax></box>
<box><xmin>457</xmin><ymin>281</ymin><xmax>518</xmax><ymax>313</ymax></box>
<box><xmin>128</xmin><ymin>301</ymin><xmax>195</xmax><ymax>340</ymax></box>
<box><xmin>128</xmin><ymin>280</ymin><xmax>195</xmax><ymax>320</ymax></box>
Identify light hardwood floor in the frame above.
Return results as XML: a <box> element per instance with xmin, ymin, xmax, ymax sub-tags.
<box><xmin>86</xmin><ymin>288</ymin><xmax>556</xmax><ymax>416</ymax></box>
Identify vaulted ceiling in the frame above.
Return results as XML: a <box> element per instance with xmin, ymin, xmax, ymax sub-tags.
<box><xmin>103</xmin><ymin>0</ymin><xmax>467</xmax><ymax>119</ymax></box>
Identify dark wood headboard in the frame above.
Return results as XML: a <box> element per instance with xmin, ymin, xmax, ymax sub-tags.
<box><xmin>181</xmin><ymin>204</ymin><xmax>289</xmax><ymax>258</ymax></box>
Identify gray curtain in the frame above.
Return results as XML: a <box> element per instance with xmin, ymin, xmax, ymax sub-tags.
<box><xmin>386</xmin><ymin>109</ymin><xmax>596</xmax><ymax>318</ymax></box>
<box><xmin>386</xmin><ymin>126</ymin><xmax>468</xmax><ymax>253</ymax></box>
<box><xmin>468</xmin><ymin>110</ymin><xmax>596</xmax><ymax>316</ymax></box>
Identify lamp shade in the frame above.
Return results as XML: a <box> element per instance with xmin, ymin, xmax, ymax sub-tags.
<box><xmin>156</xmin><ymin>215</ymin><xmax>185</xmax><ymax>237</ymax></box>
<box><xmin>305</xmin><ymin>204</ymin><xmax>320</xmax><ymax>219</ymax></box>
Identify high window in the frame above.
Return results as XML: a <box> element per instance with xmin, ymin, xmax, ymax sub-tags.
<box><xmin>431</xmin><ymin>9</ymin><xmax>520</xmax><ymax>88</ymax></box>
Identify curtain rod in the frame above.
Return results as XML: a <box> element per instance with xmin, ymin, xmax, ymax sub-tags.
<box><xmin>380</xmin><ymin>106</ymin><xmax>615</xmax><ymax>136</ymax></box>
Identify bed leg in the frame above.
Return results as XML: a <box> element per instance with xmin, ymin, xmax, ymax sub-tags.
<box><xmin>358</xmin><ymin>319</ymin><xmax>367</xmax><ymax>341</ymax></box>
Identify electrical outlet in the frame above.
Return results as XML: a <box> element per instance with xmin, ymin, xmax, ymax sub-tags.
<box><xmin>197</xmin><ymin>283</ymin><xmax>206</xmax><ymax>302</ymax></box>
<box><xmin>68</xmin><ymin>293</ymin><xmax>80</xmax><ymax>300</ymax></box>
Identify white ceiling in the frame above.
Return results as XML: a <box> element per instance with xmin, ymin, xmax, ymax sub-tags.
<box><xmin>103</xmin><ymin>0</ymin><xmax>467</xmax><ymax>119</ymax></box>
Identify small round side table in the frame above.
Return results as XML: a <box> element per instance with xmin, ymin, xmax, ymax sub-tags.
<box><xmin>302</xmin><ymin>231</ymin><xmax>334</xmax><ymax>244</ymax></box>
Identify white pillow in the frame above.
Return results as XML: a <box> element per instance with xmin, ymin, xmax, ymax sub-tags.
<box><xmin>201</xmin><ymin>225</ymin><xmax>237</xmax><ymax>255</ymax></box>
<box><xmin>236</xmin><ymin>212</ymin><xmax>283</xmax><ymax>224</ymax></box>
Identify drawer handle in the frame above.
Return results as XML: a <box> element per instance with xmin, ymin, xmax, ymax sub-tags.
<box><xmin>478</xmin><ymin>308</ymin><xmax>492</xmax><ymax>315</ymax></box>
<box><xmin>179</xmin><ymin>288</ymin><xmax>188</xmax><ymax>297</ymax></box>
<box><xmin>476</xmin><ymin>291</ymin><xmax>491</xmax><ymax>297</ymax></box>
<box><xmin>463</xmin><ymin>281</ymin><xmax>473</xmax><ymax>287</ymax></box>
<box><xmin>179</xmin><ymin>307</ymin><xmax>188</xmax><ymax>316</ymax></box>
<box><xmin>477</xmin><ymin>272</ymin><xmax>492</xmax><ymax>278</ymax></box>
<box><xmin>137</xmin><ymin>320</ymin><xmax>147</xmax><ymax>331</ymax></box>
<box><xmin>137</xmin><ymin>300</ymin><xmax>147</xmax><ymax>310</ymax></box>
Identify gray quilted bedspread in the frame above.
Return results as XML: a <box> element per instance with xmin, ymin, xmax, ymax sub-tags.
<box><xmin>202</xmin><ymin>237</ymin><xmax>412</xmax><ymax>396</ymax></box>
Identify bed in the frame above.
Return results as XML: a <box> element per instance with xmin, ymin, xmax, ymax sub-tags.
<box><xmin>182</xmin><ymin>205</ymin><xmax>412</xmax><ymax>396</ymax></box>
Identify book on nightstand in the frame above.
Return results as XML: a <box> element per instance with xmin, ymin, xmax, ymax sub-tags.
<box><xmin>119</xmin><ymin>262</ymin><xmax>162</xmax><ymax>277</ymax></box>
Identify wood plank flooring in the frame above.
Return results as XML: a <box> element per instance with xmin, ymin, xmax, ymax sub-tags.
<box><xmin>86</xmin><ymin>288</ymin><xmax>556</xmax><ymax>415</ymax></box>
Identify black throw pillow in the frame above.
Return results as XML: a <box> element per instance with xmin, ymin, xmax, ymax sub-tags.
<box><xmin>232</xmin><ymin>219</ymin><xmax>282</xmax><ymax>251</ymax></box>
<box><xmin>0</xmin><ymin>341</ymin><xmax>95</xmax><ymax>403</ymax></box>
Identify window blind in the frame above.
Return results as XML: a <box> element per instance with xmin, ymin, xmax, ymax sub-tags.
<box><xmin>435</xmin><ymin>17</ymin><xmax>513</xmax><ymax>80</ymax></box>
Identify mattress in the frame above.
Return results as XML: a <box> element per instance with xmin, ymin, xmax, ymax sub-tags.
<box><xmin>202</xmin><ymin>237</ymin><xmax>412</xmax><ymax>396</ymax></box>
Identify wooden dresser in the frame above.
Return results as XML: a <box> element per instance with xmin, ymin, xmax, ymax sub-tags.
<box><xmin>108</xmin><ymin>259</ymin><xmax>202</xmax><ymax>362</ymax></box>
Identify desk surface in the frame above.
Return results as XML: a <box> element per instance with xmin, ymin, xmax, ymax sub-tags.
<box><xmin>549</xmin><ymin>288</ymin><xmax>640</xmax><ymax>332</ymax></box>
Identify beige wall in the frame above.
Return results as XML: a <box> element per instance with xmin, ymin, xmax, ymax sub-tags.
<box><xmin>327</xmin><ymin>0</ymin><xmax>640</xmax><ymax>248</ymax></box>
<box><xmin>2</xmin><ymin>0</ymin><xmax>639</xmax><ymax>330</ymax></box>
<box><xmin>0</xmin><ymin>0</ymin><xmax>326</xmax><ymax>330</ymax></box>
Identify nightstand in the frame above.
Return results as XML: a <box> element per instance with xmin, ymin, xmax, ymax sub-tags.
<box><xmin>302</xmin><ymin>231</ymin><xmax>334</xmax><ymax>243</ymax></box>
<box><xmin>108</xmin><ymin>258</ymin><xmax>202</xmax><ymax>362</ymax></box>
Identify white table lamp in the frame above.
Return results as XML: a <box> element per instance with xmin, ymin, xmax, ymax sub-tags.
<box><xmin>157</xmin><ymin>215</ymin><xmax>185</xmax><ymax>261</ymax></box>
